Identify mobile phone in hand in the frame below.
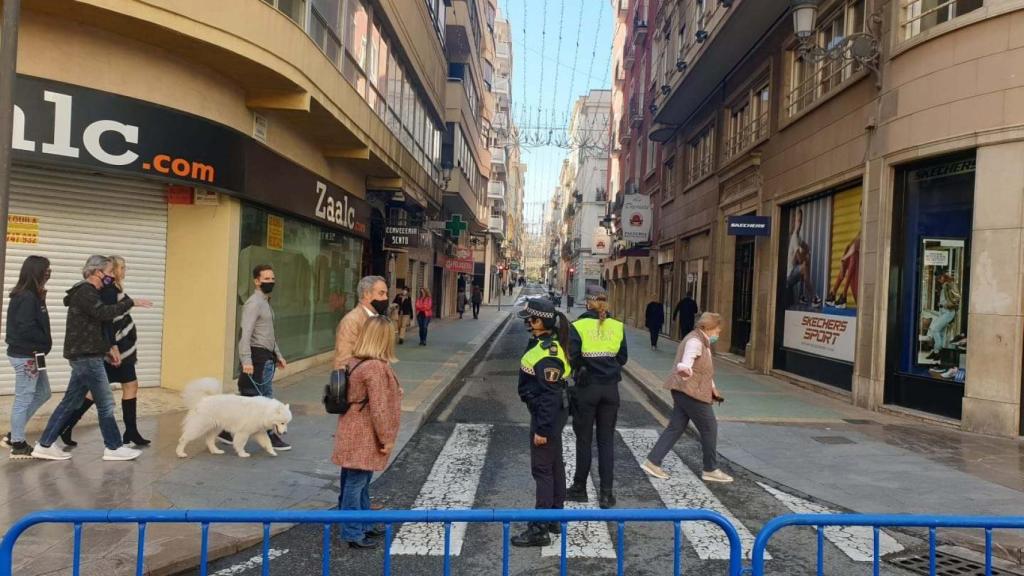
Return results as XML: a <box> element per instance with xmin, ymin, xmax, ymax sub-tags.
<box><xmin>33</xmin><ymin>353</ymin><xmax>46</xmax><ymax>371</ymax></box>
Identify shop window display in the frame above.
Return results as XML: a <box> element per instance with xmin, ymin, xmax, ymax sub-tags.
<box><xmin>774</xmin><ymin>185</ymin><xmax>862</xmax><ymax>390</ymax></box>
<box><xmin>915</xmin><ymin>239</ymin><xmax>967</xmax><ymax>382</ymax></box>
<box><xmin>236</xmin><ymin>205</ymin><xmax>363</xmax><ymax>368</ymax></box>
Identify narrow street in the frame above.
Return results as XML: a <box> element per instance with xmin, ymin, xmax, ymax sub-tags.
<box><xmin>196</xmin><ymin>285</ymin><xmax>922</xmax><ymax>576</ymax></box>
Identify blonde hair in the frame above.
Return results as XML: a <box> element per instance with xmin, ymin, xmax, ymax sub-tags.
<box><xmin>352</xmin><ymin>316</ymin><xmax>398</xmax><ymax>363</ymax></box>
<box><xmin>588</xmin><ymin>297</ymin><xmax>609</xmax><ymax>323</ymax></box>
<box><xmin>696</xmin><ymin>312</ymin><xmax>722</xmax><ymax>331</ymax></box>
<box><xmin>420</xmin><ymin>287</ymin><xmax>431</xmax><ymax>298</ymax></box>
<box><xmin>108</xmin><ymin>255</ymin><xmax>127</xmax><ymax>289</ymax></box>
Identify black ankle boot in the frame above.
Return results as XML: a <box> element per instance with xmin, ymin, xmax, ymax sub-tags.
<box><xmin>60</xmin><ymin>398</ymin><xmax>94</xmax><ymax>447</ymax></box>
<box><xmin>511</xmin><ymin>523</ymin><xmax>551</xmax><ymax>547</ymax></box>
<box><xmin>566</xmin><ymin>481</ymin><xmax>588</xmax><ymax>502</ymax></box>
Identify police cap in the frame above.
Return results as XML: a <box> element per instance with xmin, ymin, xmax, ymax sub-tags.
<box><xmin>517</xmin><ymin>297</ymin><xmax>556</xmax><ymax>319</ymax></box>
<box><xmin>586</xmin><ymin>285</ymin><xmax>609</xmax><ymax>300</ymax></box>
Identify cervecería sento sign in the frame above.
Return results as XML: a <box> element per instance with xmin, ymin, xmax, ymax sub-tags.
<box><xmin>11</xmin><ymin>75</ymin><xmax>369</xmax><ymax>238</ymax></box>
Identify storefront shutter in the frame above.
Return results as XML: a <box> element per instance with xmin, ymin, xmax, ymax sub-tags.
<box><xmin>0</xmin><ymin>166</ymin><xmax>167</xmax><ymax>394</ymax></box>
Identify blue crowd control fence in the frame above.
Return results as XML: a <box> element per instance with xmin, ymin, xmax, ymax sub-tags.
<box><xmin>0</xmin><ymin>508</ymin><xmax>744</xmax><ymax>576</ymax></box>
<box><xmin>749</xmin><ymin>514</ymin><xmax>1024</xmax><ymax>576</ymax></box>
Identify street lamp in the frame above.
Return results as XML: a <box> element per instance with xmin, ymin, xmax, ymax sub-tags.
<box><xmin>441</xmin><ymin>162</ymin><xmax>454</xmax><ymax>189</ymax></box>
<box><xmin>789</xmin><ymin>0</ymin><xmax>883</xmax><ymax>85</ymax></box>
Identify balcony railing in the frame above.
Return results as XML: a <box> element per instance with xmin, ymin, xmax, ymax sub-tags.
<box><xmin>623</xmin><ymin>43</ymin><xmax>636</xmax><ymax>69</ymax></box>
<box><xmin>618</xmin><ymin>115</ymin><xmax>633</xmax><ymax>145</ymax></box>
<box><xmin>489</xmin><ymin>215</ymin><xmax>505</xmax><ymax>234</ymax></box>
<box><xmin>496</xmin><ymin>40</ymin><xmax>511</xmax><ymax>59</ymax></box>
<box><xmin>488</xmin><ymin>181</ymin><xmax>506</xmax><ymax>199</ymax></box>
<box><xmin>632</xmin><ymin>13</ymin><xmax>649</xmax><ymax>47</ymax></box>
<box><xmin>723</xmin><ymin>112</ymin><xmax>769</xmax><ymax>161</ymax></box>
<box><xmin>490</xmin><ymin>147</ymin><xmax>507</xmax><ymax>166</ymax></box>
<box><xmin>493</xmin><ymin>77</ymin><xmax>510</xmax><ymax>95</ymax></box>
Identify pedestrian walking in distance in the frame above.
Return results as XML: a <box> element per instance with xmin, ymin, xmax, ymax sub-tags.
<box><xmin>673</xmin><ymin>293</ymin><xmax>698</xmax><ymax>339</ymax></box>
<box><xmin>457</xmin><ymin>289</ymin><xmax>468</xmax><ymax>320</ymax></box>
<box><xmin>333</xmin><ymin>316</ymin><xmax>402</xmax><ymax>550</ymax></box>
<box><xmin>59</xmin><ymin>256</ymin><xmax>151</xmax><ymax>447</ymax></box>
<box><xmin>392</xmin><ymin>287</ymin><xmax>413</xmax><ymax>345</ymax></box>
<box><xmin>224</xmin><ymin>264</ymin><xmax>290</xmax><ymax>452</ymax></box>
<box><xmin>566</xmin><ymin>285</ymin><xmax>627</xmax><ymax>509</ymax></box>
<box><xmin>32</xmin><ymin>255</ymin><xmax>152</xmax><ymax>462</ymax></box>
<box><xmin>335</xmin><ymin>275</ymin><xmax>389</xmax><ymax>368</ymax></box>
<box><xmin>641</xmin><ymin>312</ymin><xmax>733</xmax><ymax>484</ymax></box>
<box><xmin>415</xmin><ymin>288</ymin><xmax>433</xmax><ymax>346</ymax></box>
<box><xmin>512</xmin><ymin>298</ymin><xmax>572</xmax><ymax>547</ymax></box>
<box><xmin>471</xmin><ymin>284</ymin><xmax>483</xmax><ymax>319</ymax></box>
<box><xmin>645</xmin><ymin>298</ymin><xmax>664</xmax><ymax>350</ymax></box>
<box><xmin>3</xmin><ymin>256</ymin><xmax>53</xmax><ymax>459</ymax></box>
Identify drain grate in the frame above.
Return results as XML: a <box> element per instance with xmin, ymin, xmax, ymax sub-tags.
<box><xmin>889</xmin><ymin>551</ymin><xmax>1014</xmax><ymax>576</ymax></box>
<box><xmin>811</xmin><ymin>436</ymin><xmax>856</xmax><ymax>445</ymax></box>
<box><xmin>843</xmin><ymin>418</ymin><xmax>879</xmax><ymax>425</ymax></box>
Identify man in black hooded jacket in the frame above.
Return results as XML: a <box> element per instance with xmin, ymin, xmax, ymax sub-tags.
<box><xmin>32</xmin><ymin>256</ymin><xmax>151</xmax><ymax>462</ymax></box>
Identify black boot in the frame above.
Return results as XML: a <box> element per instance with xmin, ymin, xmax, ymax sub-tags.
<box><xmin>546</xmin><ymin>522</ymin><xmax>562</xmax><ymax>535</ymax></box>
<box><xmin>60</xmin><ymin>398</ymin><xmax>94</xmax><ymax>447</ymax></box>
<box><xmin>121</xmin><ymin>398</ymin><xmax>150</xmax><ymax>447</ymax></box>
<box><xmin>599</xmin><ymin>490</ymin><xmax>617</xmax><ymax>509</ymax></box>
<box><xmin>511</xmin><ymin>523</ymin><xmax>551</xmax><ymax>547</ymax></box>
<box><xmin>566</xmin><ymin>481</ymin><xmax>588</xmax><ymax>503</ymax></box>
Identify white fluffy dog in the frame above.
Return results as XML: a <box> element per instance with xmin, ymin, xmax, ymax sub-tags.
<box><xmin>176</xmin><ymin>378</ymin><xmax>293</xmax><ymax>458</ymax></box>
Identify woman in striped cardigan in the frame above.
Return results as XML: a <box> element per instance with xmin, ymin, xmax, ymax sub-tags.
<box><xmin>59</xmin><ymin>255</ymin><xmax>150</xmax><ymax>447</ymax></box>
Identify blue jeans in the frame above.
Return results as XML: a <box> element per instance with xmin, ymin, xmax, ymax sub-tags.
<box><xmin>240</xmin><ymin>359</ymin><xmax>276</xmax><ymax>398</ymax></box>
<box><xmin>417</xmin><ymin>315</ymin><xmax>430</xmax><ymax>344</ymax></box>
<box><xmin>8</xmin><ymin>356</ymin><xmax>52</xmax><ymax>443</ymax></box>
<box><xmin>338</xmin><ymin>468</ymin><xmax>374</xmax><ymax>542</ymax></box>
<box><xmin>928</xmin><ymin>308</ymin><xmax>957</xmax><ymax>352</ymax></box>
<box><xmin>39</xmin><ymin>357</ymin><xmax>122</xmax><ymax>450</ymax></box>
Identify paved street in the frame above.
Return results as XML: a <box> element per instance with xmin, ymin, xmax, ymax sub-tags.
<box><xmin>196</xmin><ymin>285</ymin><xmax>933</xmax><ymax>576</ymax></box>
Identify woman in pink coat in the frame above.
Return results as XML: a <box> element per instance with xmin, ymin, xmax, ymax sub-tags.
<box><xmin>332</xmin><ymin>315</ymin><xmax>402</xmax><ymax>549</ymax></box>
<box><xmin>415</xmin><ymin>287</ymin><xmax>434</xmax><ymax>346</ymax></box>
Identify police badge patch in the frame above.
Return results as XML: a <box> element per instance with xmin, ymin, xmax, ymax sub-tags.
<box><xmin>543</xmin><ymin>368</ymin><xmax>561</xmax><ymax>383</ymax></box>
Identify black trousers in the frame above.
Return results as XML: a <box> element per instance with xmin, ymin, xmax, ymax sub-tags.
<box><xmin>531</xmin><ymin>409</ymin><xmax>568</xmax><ymax>510</ymax></box>
<box><xmin>472</xmin><ymin>302</ymin><xmax>481</xmax><ymax>318</ymax></box>
<box><xmin>648</xmin><ymin>328</ymin><xmax>660</xmax><ymax>347</ymax></box>
<box><xmin>647</xmin><ymin>390</ymin><xmax>718</xmax><ymax>472</ymax></box>
<box><xmin>571</xmin><ymin>384</ymin><xmax>620</xmax><ymax>491</ymax></box>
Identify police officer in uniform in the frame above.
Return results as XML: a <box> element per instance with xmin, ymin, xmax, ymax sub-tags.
<box><xmin>566</xmin><ymin>285</ymin><xmax>627</xmax><ymax>509</ymax></box>
<box><xmin>512</xmin><ymin>298</ymin><xmax>572</xmax><ymax>547</ymax></box>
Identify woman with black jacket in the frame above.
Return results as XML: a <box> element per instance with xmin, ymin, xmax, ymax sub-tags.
<box><xmin>59</xmin><ymin>256</ymin><xmax>150</xmax><ymax>447</ymax></box>
<box><xmin>3</xmin><ymin>256</ymin><xmax>53</xmax><ymax>459</ymax></box>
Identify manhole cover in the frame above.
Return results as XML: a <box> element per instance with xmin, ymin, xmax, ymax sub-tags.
<box><xmin>843</xmin><ymin>418</ymin><xmax>879</xmax><ymax>425</ymax></box>
<box><xmin>811</xmin><ymin>436</ymin><xmax>856</xmax><ymax>445</ymax></box>
<box><xmin>889</xmin><ymin>551</ymin><xmax>1016</xmax><ymax>576</ymax></box>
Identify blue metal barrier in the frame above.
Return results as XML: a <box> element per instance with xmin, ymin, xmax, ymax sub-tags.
<box><xmin>0</xmin><ymin>508</ymin><xmax>744</xmax><ymax>576</ymax></box>
<box><xmin>750</xmin><ymin>514</ymin><xmax>1024</xmax><ymax>576</ymax></box>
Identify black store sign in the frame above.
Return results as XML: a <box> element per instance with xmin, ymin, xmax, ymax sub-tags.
<box><xmin>11</xmin><ymin>75</ymin><xmax>370</xmax><ymax>238</ymax></box>
<box><xmin>384</xmin><ymin>225</ymin><xmax>421</xmax><ymax>250</ymax></box>
<box><xmin>727</xmin><ymin>215</ymin><xmax>772</xmax><ymax>236</ymax></box>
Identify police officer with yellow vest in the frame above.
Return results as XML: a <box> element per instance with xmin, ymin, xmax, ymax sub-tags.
<box><xmin>566</xmin><ymin>285</ymin><xmax>628</xmax><ymax>509</ymax></box>
<box><xmin>512</xmin><ymin>297</ymin><xmax>572</xmax><ymax>547</ymax></box>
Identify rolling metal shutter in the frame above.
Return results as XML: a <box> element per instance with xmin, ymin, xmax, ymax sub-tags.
<box><xmin>0</xmin><ymin>166</ymin><xmax>167</xmax><ymax>394</ymax></box>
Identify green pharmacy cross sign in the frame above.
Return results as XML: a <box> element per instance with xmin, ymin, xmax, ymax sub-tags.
<box><xmin>446</xmin><ymin>214</ymin><xmax>469</xmax><ymax>239</ymax></box>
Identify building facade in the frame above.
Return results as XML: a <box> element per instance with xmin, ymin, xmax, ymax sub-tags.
<box><xmin>0</xmin><ymin>0</ymin><xmax>519</xmax><ymax>394</ymax></box>
<box><xmin>613</xmin><ymin>0</ymin><xmax>1024</xmax><ymax>437</ymax></box>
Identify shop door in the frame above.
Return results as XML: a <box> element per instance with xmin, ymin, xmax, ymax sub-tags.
<box><xmin>660</xmin><ymin>264</ymin><xmax>673</xmax><ymax>336</ymax></box>
<box><xmin>0</xmin><ymin>167</ymin><xmax>168</xmax><ymax>394</ymax></box>
<box><xmin>731</xmin><ymin>237</ymin><xmax>755</xmax><ymax>356</ymax></box>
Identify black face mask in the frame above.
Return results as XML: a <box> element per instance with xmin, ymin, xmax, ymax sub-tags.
<box><xmin>371</xmin><ymin>298</ymin><xmax>390</xmax><ymax>315</ymax></box>
<box><xmin>260</xmin><ymin>282</ymin><xmax>275</xmax><ymax>294</ymax></box>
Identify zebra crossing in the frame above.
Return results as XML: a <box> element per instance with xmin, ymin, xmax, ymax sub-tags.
<box><xmin>388</xmin><ymin>423</ymin><xmax>902</xmax><ymax>564</ymax></box>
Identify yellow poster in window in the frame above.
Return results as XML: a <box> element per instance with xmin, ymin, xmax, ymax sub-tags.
<box><xmin>267</xmin><ymin>215</ymin><xmax>284</xmax><ymax>251</ymax></box>
<box><xmin>7</xmin><ymin>214</ymin><xmax>39</xmax><ymax>245</ymax></box>
<box><xmin>827</xmin><ymin>187</ymin><xmax>862</xmax><ymax>309</ymax></box>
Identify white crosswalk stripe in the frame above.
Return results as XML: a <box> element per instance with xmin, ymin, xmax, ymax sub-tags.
<box><xmin>757</xmin><ymin>482</ymin><xmax>904</xmax><ymax>561</ymax></box>
<box><xmin>540</xmin><ymin>428</ymin><xmax>617</xmax><ymax>558</ymax></box>
<box><xmin>390</xmin><ymin>424</ymin><xmax>491</xmax><ymax>556</ymax></box>
<box><xmin>618</xmin><ymin>428</ymin><xmax>768</xmax><ymax>560</ymax></box>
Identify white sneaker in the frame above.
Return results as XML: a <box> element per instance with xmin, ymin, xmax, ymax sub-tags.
<box><xmin>641</xmin><ymin>460</ymin><xmax>670</xmax><ymax>480</ymax></box>
<box><xmin>702</xmin><ymin>469</ymin><xmax>734</xmax><ymax>483</ymax></box>
<box><xmin>103</xmin><ymin>446</ymin><xmax>142</xmax><ymax>461</ymax></box>
<box><xmin>32</xmin><ymin>443</ymin><xmax>72</xmax><ymax>461</ymax></box>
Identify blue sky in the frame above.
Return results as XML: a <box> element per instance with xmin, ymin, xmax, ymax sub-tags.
<box><xmin>498</xmin><ymin>0</ymin><xmax>613</xmax><ymax>234</ymax></box>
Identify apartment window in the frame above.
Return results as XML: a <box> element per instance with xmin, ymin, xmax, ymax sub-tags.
<box><xmin>725</xmin><ymin>80</ymin><xmax>770</xmax><ymax>160</ymax></box>
<box><xmin>646</xmin><ymin>139</ymin><xmax>657</xmax><ymax>177</ymax></box>
<box><xmin>785</xmin><ymin>0</ymin><xmax>865</xmax><ymax>117</ymax></box>
<box><xmin>264</xmin><ymin>0</ymin><xmax>307</xmax><ymax>25</ymax></box>
<box><xmin>902</xmin><ymin>0</ymin><xmax>983</xmax><ymax>39</ymax></box>
<box><xmin>424</xmin><ymin>0</ymin><xmax>446</xmax><ymax>42</ymax></box>
<box><xmin>688</xmin><ymin>125</ymin><xmax>714</xmax><ymax>185</ymax></box>
<box><xmin>310</xmin><ymin>0</ymin><xmax>341</xmax><ymax>65</ymax></box>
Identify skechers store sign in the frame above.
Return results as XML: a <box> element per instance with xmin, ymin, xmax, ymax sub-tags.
<box><xmin>10</xmin><ymin>75</ymin><xmax>369</xmax><ymax>238</ymax></box>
